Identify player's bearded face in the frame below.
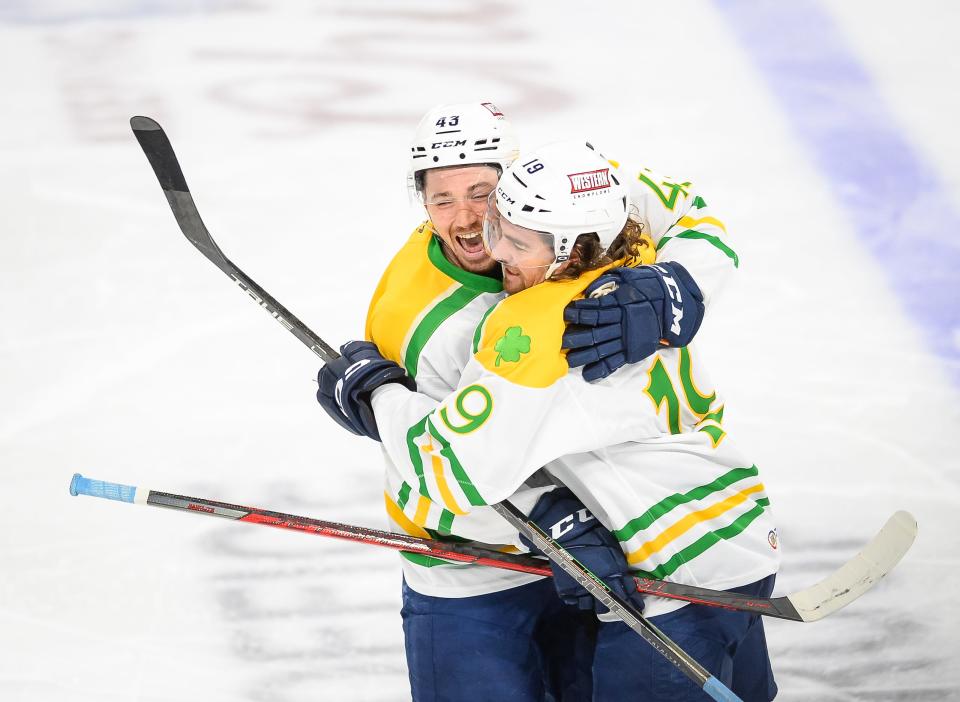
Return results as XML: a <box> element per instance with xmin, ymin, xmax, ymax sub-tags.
<box><xmin>482</xmin><ymin>198</ymin><xmax>558</xmax><ymax>294</ymax></box>
<box><xmin>422</xmin><ymin>166</ymin><xmax>500</xmax><ymax>275</ymax></box>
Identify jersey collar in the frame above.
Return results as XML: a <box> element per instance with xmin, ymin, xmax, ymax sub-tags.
<box><xmin>427</xmin><ymin>234</ymin><xmax>503</xmax><ymax>293</ymax></box>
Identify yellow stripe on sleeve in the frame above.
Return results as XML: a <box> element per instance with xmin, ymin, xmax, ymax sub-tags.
<box><xmin>413</xmin><ymin>494</ymin><xmax>433</xmax><ymax>526</ymax></box>
<box><xmin>677</xmin><ymin>215</ymin><xmax>727</xmax><ymax>233</ymax></box>
<box><xmin>423</xmin><ymin>437</ymin><xmax>468</xmax><ymax>516</ymax></box>
<box><xmin>384</xmin><ymin>492</ymin><xmax>431</xmax><ymax>539</ymax></box>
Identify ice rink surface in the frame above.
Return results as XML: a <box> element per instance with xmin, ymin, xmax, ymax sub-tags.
<box><xmin>2</xmin><ymin>1</ymin><xmax>959</xmax><ymax>700</ymax></box>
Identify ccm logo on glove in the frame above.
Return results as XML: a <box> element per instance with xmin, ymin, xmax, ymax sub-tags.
<box><xmin>652</xmin><ymin>264</ymin><xmax>686</xmax><ymax>336</ymax></box>
<box><xmin>549</xmin><ymin>508</ymin><xmax>596</xmax><ymax>539</ymax></box>
<box><xmin>334</xmin><ymin>358</ymin><xmax>372</xmax><ymax>410</ymax></box>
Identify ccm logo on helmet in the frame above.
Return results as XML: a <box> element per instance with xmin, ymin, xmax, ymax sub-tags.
<box><xmin>431</xmin><ymin>140</ymin><xmax>468</xmax><ymax>149</ymax></box>
<box><xmin>568</xmin><ymin>168</ymin><xmax>611</xmax><ymax>194</ymax></box>
<box><xmin>496</xmin><ymin>185</ymin><xmax>517</xmax><ymax>205</ymax></box>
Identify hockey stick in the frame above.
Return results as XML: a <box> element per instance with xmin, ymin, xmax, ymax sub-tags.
<box><xmin>69</xmin><ymin>473</ymin><xmax>917</xmax><ymax>623</ymax></box>
<box><xmin>127</xmin><ymin>117</ymin><xmax>910</xmax><ymax>699</ymax></box>
<box><xmin>636</xmin><ymin>509</ymin><xmax>917</xmax><ymax>623</ymax></box>
<box><xmin>130</xmin><ymin>116</ymin><xmax>338</xmax><ymax>363</ymax></box>
<box><xmin>128</xmin><ymin>119</ymin><xmax>918</xmax><ymax>621</ymax></box>
<box><xmin>71</xmin><ymin>472</ymin><xmax>739</xmax><ymax>701</ymax></box>
<box><xmin>69</xmin><ymin>473</ymin><xmax>551</xmax><ymax>574</ymax></box>
<box><xmin>490</xmin><ymin>500</ymin><xmax>742</xmax><ymax>701</ymax></box>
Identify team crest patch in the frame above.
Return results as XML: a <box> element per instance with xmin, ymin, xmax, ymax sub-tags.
<box><xmin>768</xmin><ymin>530</ymin><xmax>779</xmax><ymax>550</ymax></box>
<box><xmin>568</xmin><ymin>168</ymin><xmax>610</xmax><ymax>194</ymax></box>
<box><xmin>494</xmin><ymin>326</ymin><xmax>531</xmax><ymax>366</ymax></box>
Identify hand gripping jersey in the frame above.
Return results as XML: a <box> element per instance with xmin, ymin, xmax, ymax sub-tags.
<box><xmin>367</xmin><ymin>165</ymin><xmax>741</xmax><ymax>599</ymax></box>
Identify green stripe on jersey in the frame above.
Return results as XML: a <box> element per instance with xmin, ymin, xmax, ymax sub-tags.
<box><xmin>613</xmin><ymin>466</ymin><xmax>759</xmax><ymax>542</ymax></box>
<box><xmin>472</xmin><ymin>304</ymin><xmax>497</xmax><ymax>354</ymax></box>
<box><xmin>632</xmin><ymin>502</ymin><xmax>768</xmax><ymax>579</ymax></box>
<box><xmin>437</xmin><ymin>509</ymin><xmax>456</xmax><ymax>535</ymax></box>
<box><xmin>427</xmin><ymin>236</ymin><xmax>503</xmax><ymax>292</ymax></box>
<box><xmin>406</xmin><ymin>415</ymin><xmax>432</xmax><ymax>498</ymax></box>
<box><xmin>397</xmin><ymin>482</ymin><xmax>413</xmax><ymax>510</ymax></box>
<box><xmin>657</xmin><ymin>229</ymin><xmax>739</xmax><ymax>268</ymax></box>
<box><xmin>404</xmin><ymin>285</ymin><xmax>485</xmax><ymax>378</ymax></box>
<box><xmin>405</xmin><ymin>414</ymin><xmax>487</xmax><ymax>507</ymax></box>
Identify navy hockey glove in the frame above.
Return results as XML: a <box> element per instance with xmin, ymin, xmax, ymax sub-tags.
<box><xmin>562</xmin><ymin>262</ymin><xmax>705</xmax><ymax>381</ymax></box>
<box><xmin>316</xmin><ymin>340</ymin><xmax>416</xmax><ymax>441</ymax></box>
<box><xmin>520</xmin><ymin>488</ymin><xmax>644</xmax><ymax>614</ymax></box>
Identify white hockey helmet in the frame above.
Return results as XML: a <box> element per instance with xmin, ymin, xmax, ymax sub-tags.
<box><xmin>407</xmin><ymin>101</ymin><xmax>519</xmax><ymax>198</ymax></box>
<box><xmin>483</xmin><ymin>140</ymin><xmax>629</xmax><ymax>273</ymax></box>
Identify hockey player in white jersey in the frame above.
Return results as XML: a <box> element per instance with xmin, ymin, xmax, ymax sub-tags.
<box><xmin>317</xmin><ymin>106</ymin><xmax>746</xmax><ymax>700</ymax></box>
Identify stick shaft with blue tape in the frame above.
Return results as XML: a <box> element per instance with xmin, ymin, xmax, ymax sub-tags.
<box><xmin>70</xmin><ymin>474</ymin><xmax>141</xmax><ymax>503</ymax></box>
<box><xmin>69</xmin><ymin>473</ymin><xmax>557</xmax><ymax>575</ymax></box>
<box><xmin>74</xmin><ymin>473</ymin><xmax>890</xmax><ymax>623</ymax></box>
<box><xmin>72</xmin><ymin>473</ymin><xmax>742</xmax><ymax>700</ymax></box>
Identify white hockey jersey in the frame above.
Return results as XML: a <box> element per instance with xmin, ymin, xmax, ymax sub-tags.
<box><xmin>367</xmin><ymin>163</ymin><xmax>742</xmax><ymax>599</ymax></box>
<box><xmin>372</xmin><ymin>264</ymin><xmax>779</xmax><ymax>617</ymax></box>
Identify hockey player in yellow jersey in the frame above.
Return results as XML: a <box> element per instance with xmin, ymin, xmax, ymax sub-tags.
<box><xmin>340</xmin><ymin>102</ymin><xmax>597</xmax><ymax>700</ymax></box>
<box><xmin>317</xmin><ymin>105</ymin><xmax>748</xmax><ymax>700</ymax></box>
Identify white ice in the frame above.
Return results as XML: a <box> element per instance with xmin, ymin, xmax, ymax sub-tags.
<box><xmin>2</xmin><ymin>1</ymin><xmax>959</xmax><ymax>700</ymax></box>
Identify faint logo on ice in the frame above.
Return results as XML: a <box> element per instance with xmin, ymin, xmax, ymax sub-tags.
<box><xmin>768</xmin><ymin>529</ymin><xmax>778</xmax><ymax>550</ymax></box>
<box><xmin>202</xmin><ymin>1</ymin><xmax>573</xmax><ymax>134</ymax></box>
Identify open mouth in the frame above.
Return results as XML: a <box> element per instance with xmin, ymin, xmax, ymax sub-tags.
<box><xmin>455</xmin><ymin>231</ymin><xmax>487</xmax><ymax>258</ymax></box>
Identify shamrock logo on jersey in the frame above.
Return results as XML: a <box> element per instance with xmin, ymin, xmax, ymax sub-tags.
<box><xmin>494</xmin><ymin>326</ymin><xmax>531</xmax><ymax>366</ymax></box>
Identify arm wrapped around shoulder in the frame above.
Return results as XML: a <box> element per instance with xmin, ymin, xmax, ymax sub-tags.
<box><xmin>316</xmin><ymin>340</ymin><xmax>416</xmax><ymax>441</ymax></box>
<box><xmin>521</xmin><ymin>488</ymin><xmax>644</xmax><ymax>614</ymax></box>
<box><xmin>562</xmin><ymin>262</ymin><xmax>704</xmax><ymax>381</ymax></box>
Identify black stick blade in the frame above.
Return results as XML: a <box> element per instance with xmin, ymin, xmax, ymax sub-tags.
<box><xmin>128</xmin><ymin>115</ymin><xmax>340</xmax><ymax>362</ymax></box>
<box><xmin>130</xmin><ymin>116</ymin><xmax>190</xmax><ymax>193</ymax></box>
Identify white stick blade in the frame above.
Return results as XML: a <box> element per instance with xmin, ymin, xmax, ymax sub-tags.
<box><xmin>787</xmin><ymin>510</ymin><xmax>917</xmax><ymax>622</ymax></box>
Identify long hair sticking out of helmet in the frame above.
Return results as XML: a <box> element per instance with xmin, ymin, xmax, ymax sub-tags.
<box><xmin>485</xmin><ymin>139</ymin><xmax>634</xmax><ymax>279</ymax></box>
<box><xmin>551</xmin><ymin>214</ymin><xmax>655</xmax><ymax>281</ymax></box>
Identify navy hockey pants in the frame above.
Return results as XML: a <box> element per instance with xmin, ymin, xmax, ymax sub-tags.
<box><xmin>401</xmin><ymin>578</ymin><xmax>596</xmax><ymax>702</ymax></box>
<box><xmin>593</xmin><ymin>574</ymin><xmax>778</xmax><ymax>701</ymax></box>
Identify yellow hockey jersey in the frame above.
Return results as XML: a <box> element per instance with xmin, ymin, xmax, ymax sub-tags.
<box><xmin>367</xmin><ymin>223</ymin><xmax>553</xmax><ymax>597</ymax></box>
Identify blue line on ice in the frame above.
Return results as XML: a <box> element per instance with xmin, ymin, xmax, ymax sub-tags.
<box><xmin>0</xmin><ymin>1</ymin><xmax>215</xmax><ymax>25</ymax></box>
<box><xmin>714</xmin><ymin>0</ymin><xmax>960</xmax><ymax>382</ymax></box>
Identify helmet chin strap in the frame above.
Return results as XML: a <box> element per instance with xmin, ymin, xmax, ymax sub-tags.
<box><xmin>544</xmin><ymin>256</ymin><xmax>568</xmax><ymax>280</ymax></box>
